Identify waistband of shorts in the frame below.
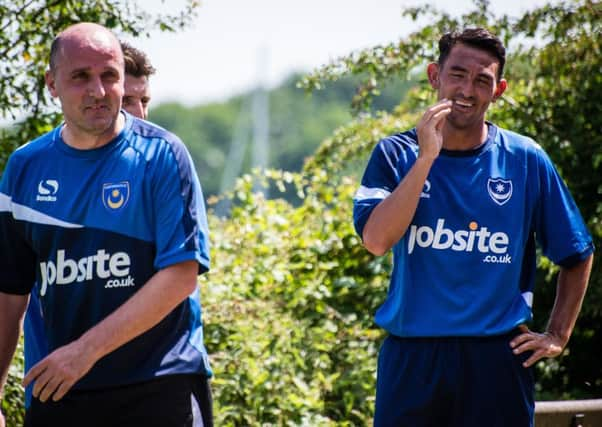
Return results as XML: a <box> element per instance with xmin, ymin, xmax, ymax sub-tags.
<box><xmin>387</xmin><ymin>327</ymin><xmax>523</xmax><ymax>343</ymax></box>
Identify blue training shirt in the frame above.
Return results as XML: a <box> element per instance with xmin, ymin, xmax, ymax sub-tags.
<box><xmin>353</xmin><ymin>123</ymin><xmax>593</xmax><ymax>337</ymax></box>
<box><xmin>0</xmin><ymin>112</ymin><xmax>211</xmax><ymax>391</ymax></box>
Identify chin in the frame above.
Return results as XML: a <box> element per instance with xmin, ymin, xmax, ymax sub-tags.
<box><xmin>446</xmin><ymin>114</ymin><xmax>482</xmax><ymax>130</ymax></box>
<box><xmin>86</xmin><ymin>118</ymin><xmax>119</xmax><ymax>135</ymax></box>
<box><xmin>446</xmin><ymin>117</ymin><xmax>471</xmax><ymax>130</ymax></box>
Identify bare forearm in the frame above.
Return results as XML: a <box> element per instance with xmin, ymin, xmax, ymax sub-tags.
<box><xmin>363</xmin><ymin>157</ymin><xmax>434</xmax><ymax>255</ymax></box>
<box><xmin>0</xmin><ymin>293</ymin><xmax>28</xmax><ymax>397</ymax></box>
<box><xmin>546</xmin><ymin>254</ymin><xmax>594</xmax><ymax>346</ymax></box>
<box><xmin>22</xmin><ymin>261</ymin><xmax>201</xmax><ymax>402</ymax></box>
<box><xmin>78</xmin><ymin>260</ymin><xmax>199</xmax><ymax>362</ymax></box>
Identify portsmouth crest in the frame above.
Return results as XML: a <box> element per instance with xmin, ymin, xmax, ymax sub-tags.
<box><xmin>102</xmin><ymin>182</ymin><xmax>130</xmax><ymax>211</ymax></box>
<box><xmin>487</xmin><ymin>178</ymin><xmax>512</xmax><ymax>206</ymax></box>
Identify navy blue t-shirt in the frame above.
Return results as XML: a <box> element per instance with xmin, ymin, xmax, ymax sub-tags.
<box><xmin>354</xmin><ymin>124</ymin><xmax>593</xmax><ymax>337</ymax></box>
<box><xmin>0</xmin><ymin>112</ymin><xmax>211</xmax><ymax>390</ymax></box>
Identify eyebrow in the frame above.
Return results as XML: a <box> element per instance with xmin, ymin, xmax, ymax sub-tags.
<box><xmin>449</xmin><ymin>65</ymin><xmax>468</xmax><ymax>74</ymax></box>
<box><xmin>70</xmin><ymin>67</ymin><xmax>91</xmax><ymax>75</ymax></box>
<box><xmin>69</xmin><ymin>66</ymin><xmax>120</xmax><ymax>74</ymax></box>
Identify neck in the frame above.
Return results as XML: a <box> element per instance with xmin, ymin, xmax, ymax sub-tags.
<box><xmin>61</xmin><ymin>113</ymin><xmax>125</xmax><ymax>150</ymax></box>
<box><xmin>441</xmin><ymin>121</ymin><xmax>489</xmax><ymax>151</ymax></box>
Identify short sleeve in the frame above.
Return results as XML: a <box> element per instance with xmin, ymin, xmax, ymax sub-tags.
<box><xmin>353</xmin><ymin>137</ymin><xmax>405</xmax><ymax>239</ymax></box>
<box><xmin>151</xmin><ymin>138</ymin><xmax>210</xmax><ymax>274</ymax></box>
<box><xmin>533</xmin><ymin>148</ymin><xmax>594</xmax><ymax>267</ymax></box>
<box><xmin>0</xmin><ymin>156</ymin><xmax>37</xmax><ymax>294</ymax></box>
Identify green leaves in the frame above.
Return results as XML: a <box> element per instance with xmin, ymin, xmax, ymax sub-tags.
<box><xmin>0</xmin><ymin>0</ymin><xmax>200</xmax><ymax>172</ymax></box>
<box><xmin>302</xmin><ymin>0</ymin><xmax>602</xmax><ymax>406</ymax></box>
<box><xmin>1</xmin><ymin>337</ymin><xmax>24</xmax><ymax>426</ymax></box>
<box><xmin>203</xmin><ymin>1</ymin><xmax>602</xmax><ymax>423</ymax></box>
<box><xmin>202</xmin><ymin>170</ymin><xmax>387</xmax><ymax>425</ymax></box>
<box><xmin>3</xmin><ymin>1</ymin><xmax>601</xmax><ymax>424</ymax></box>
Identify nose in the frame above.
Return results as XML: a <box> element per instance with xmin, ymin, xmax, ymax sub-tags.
<box><xmin>457</xmin><ymin>78</ymin><xmax>476</xmax><ymax>98</ymax></box>
<box><xmin>124</xmin><ymin>101</ymin><xmax>145</xmax><ymax>120</ymax></box>
<box><xmin>87</xmin><ymin>76</ymin><xmax>106</xmax><ymax>99</ymax></box>
<box><xmin>132</xmin><ymin>102</ymin><xmax>146</xmax><ymax>120</ymax></box>
<box><xmin>140</xmin><ymin>103</ymin><xmax>148</xmax><ymax>120</ymax></box>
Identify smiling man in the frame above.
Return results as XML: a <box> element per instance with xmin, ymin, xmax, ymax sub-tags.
<box><xmin>0</xmin><ymin>23</ymin><xmax>213</xmax><ymax>427</ymax></box>
<box><xmin>353</xmin><ymin>28</ymin><xmax>594</xmax><ymax>426</ymax></box>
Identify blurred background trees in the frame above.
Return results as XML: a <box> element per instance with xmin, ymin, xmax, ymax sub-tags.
<box><xmin>1</xmin><ymin>0</ymin><xmax>600</xmax><ymax>425</ymax></box>
<box><xmin>0</xmin><ymin>0</ymin><xmax>200</xmax><ymax>170</ymax></box>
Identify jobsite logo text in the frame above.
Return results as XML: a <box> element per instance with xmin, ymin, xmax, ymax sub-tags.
<box><xmin>407</xmin><ymin>219</ymin><xmax>512</xmax><ymax>264</ymax></box>
<box><xmin>39</xmin><ymin>249</ymin><xmax>135</xmax><ymax>295</ymax></box>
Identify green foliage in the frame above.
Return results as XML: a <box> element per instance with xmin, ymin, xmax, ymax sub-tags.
<box><xmin>3</xmin><ymin>1</ymin><xmax>601</xmax><ymax>425</ymax></box>
<box><xmin>203</xmin><ymin>170</ymin><xmax>390</xmax><ymax>425</ymax></box>
<box><xmin>0</xmin><ymin>0</ymin><xmax>200</xmax><ymax>172</ymax></box>
<box><xmin>149</xmin><ymin>74</ymin><xmax>415</xmax><ymax>197</ymax></box>
<box><xmin>1</xmin><ymin>338</ymin><xmax>24</xmax><ymax>426</ymax></box>
<box><xmin>0</xmin><ymin>0</ymin><xmax>201</xmax><ymax>422</ymax></box>
<box><xmin>303</xmin><ymin>0</ymin><xmax>602</xmax><ymax>402</ymax></box>
<box><xmin>299</xmin><ymin>0</ymin><xmax>514</xmax><ymax>115</ymax></box>
<box><xmin>505</xmin><ymin>0</ymin><xmax>602</xmax><ymax>398</ymax></box>
<box><xmin>150</xmin><ymin>100</ymin><xmax>242</xmax><ymax>195</ymax></box>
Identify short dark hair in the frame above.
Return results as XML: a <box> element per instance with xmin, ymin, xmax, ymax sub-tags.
<box><xmin>438</xmin><ymin>28</ymin><xmax>506</xmax><ymax>80</ymax></box>
<box><xmin>121</xmin><ymin>41</ymin><xmax>156</xmax><ymax>78</ymax></box>
<box><xmin>49</xmin><ymin>35</ymin><xmax>63</xmax><ymax>72</ymax></box>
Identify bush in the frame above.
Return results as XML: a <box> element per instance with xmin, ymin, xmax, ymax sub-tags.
<box><xmin>2</xmin><ymin>338</ymin><xmax>25</xmax><ymax>426</ymax></box>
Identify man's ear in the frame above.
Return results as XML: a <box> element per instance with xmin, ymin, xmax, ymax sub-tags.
<box><xmin>427</xmin><ymin>63</ymin><xmax>440</xmax><ymax>89</ymax></box>
<box><xmin>45</xmin><ymin>69</ymin><xmax>58</xmax><ymax>98</ymax></box>
<box><xmin>492</xmin><ymin>79</ymin><xmax>507</xmax><ymax>102</ymax></box>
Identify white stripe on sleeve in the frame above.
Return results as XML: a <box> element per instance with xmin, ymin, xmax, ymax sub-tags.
<box><xmin>354</xmin><ymin>186</ymin><xmax>391</xmax><ymax>201</ymax></box>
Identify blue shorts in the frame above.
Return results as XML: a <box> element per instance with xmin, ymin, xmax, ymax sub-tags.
<box><xmin>374</xmin><ymin>330</ymin><xmax>535</xmax><ymax>427</ymax></box>
<box><xmin>25</xmin><ymin>374</ymin><xmax>213</xmax><ymax>427</ymax></box>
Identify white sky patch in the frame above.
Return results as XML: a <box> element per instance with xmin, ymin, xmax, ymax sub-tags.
<box><xmin>126</xmin><ymin>0</ymin><xmax>549</xmax><ymax>106</ymax></box>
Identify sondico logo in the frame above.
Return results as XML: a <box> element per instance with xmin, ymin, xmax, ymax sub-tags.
<box><xmin>407</xmin><ymin>219</ymin><xmax>512</xmax><ymax>264</ymax></box>
<box><xmin>39</xmin><ymin>249</ymin><xmax>135</xmax><ymax>296</ymax></box>
<box><xmin>37</xmin><ymin>180</ymin><xmax>59</xmax><ymax>202</ymax></box>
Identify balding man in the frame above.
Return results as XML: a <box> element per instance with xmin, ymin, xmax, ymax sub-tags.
<box><xmin>20</xmin><ymin>41</ymin><xmax>158</xmax><ymax>410</ymax></box>
<box><xmin>0</xmin><ymin>23</ymin><xmax>213</xmax><ymax>427</ymax></box>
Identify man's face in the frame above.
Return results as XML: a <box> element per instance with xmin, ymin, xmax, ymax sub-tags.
<box><xmin>45</xmin><ymin>29</ymin><xmax>124</xmax><ymax>138</ymax></box>
<box><xmin>123</xmin><ymin>74</ymin><xmax>151</xmax><ymax>120</ymax></box>
<box><xmin>429</xmin><ymin>43</ymin><xmax>506</xmax><ymax>130</ymax></box>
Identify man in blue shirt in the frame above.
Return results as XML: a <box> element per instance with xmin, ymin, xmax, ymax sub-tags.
<box><xmin>0</xmin><ymin>22</ymin><xmax>212</xmax><ymax>427</ymax></box>
<box><xmin>354</xmin><ymin>28</ymin><xmax>594</xmax><ymax>427</ymax></box>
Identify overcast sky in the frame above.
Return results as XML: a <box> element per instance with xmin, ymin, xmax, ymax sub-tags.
<box><xmin>127</xmin><ymin>0</ymin><xmax>547</xmax><ymax>106</ymax></box>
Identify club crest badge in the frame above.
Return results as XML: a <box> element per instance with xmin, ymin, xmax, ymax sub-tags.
<box><xmin>487</xmin><ymin>178</ymin><xmax>512</xmax><ymax>206</ymax></box>
<box><xmin>103</xmin><ymin>182</ymin><xmax>130</xmax><ymax>211</ymax></box>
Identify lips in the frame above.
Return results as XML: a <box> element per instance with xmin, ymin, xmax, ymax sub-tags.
<box><xmin>85</xmin><ymin>104</ymin><xmax>108</xmax><ymax>110</ymax></box>
<box><xmin>83</xmin><ymin>104</ymin><xmax>110</xmax><ymax>114</ymax></box>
